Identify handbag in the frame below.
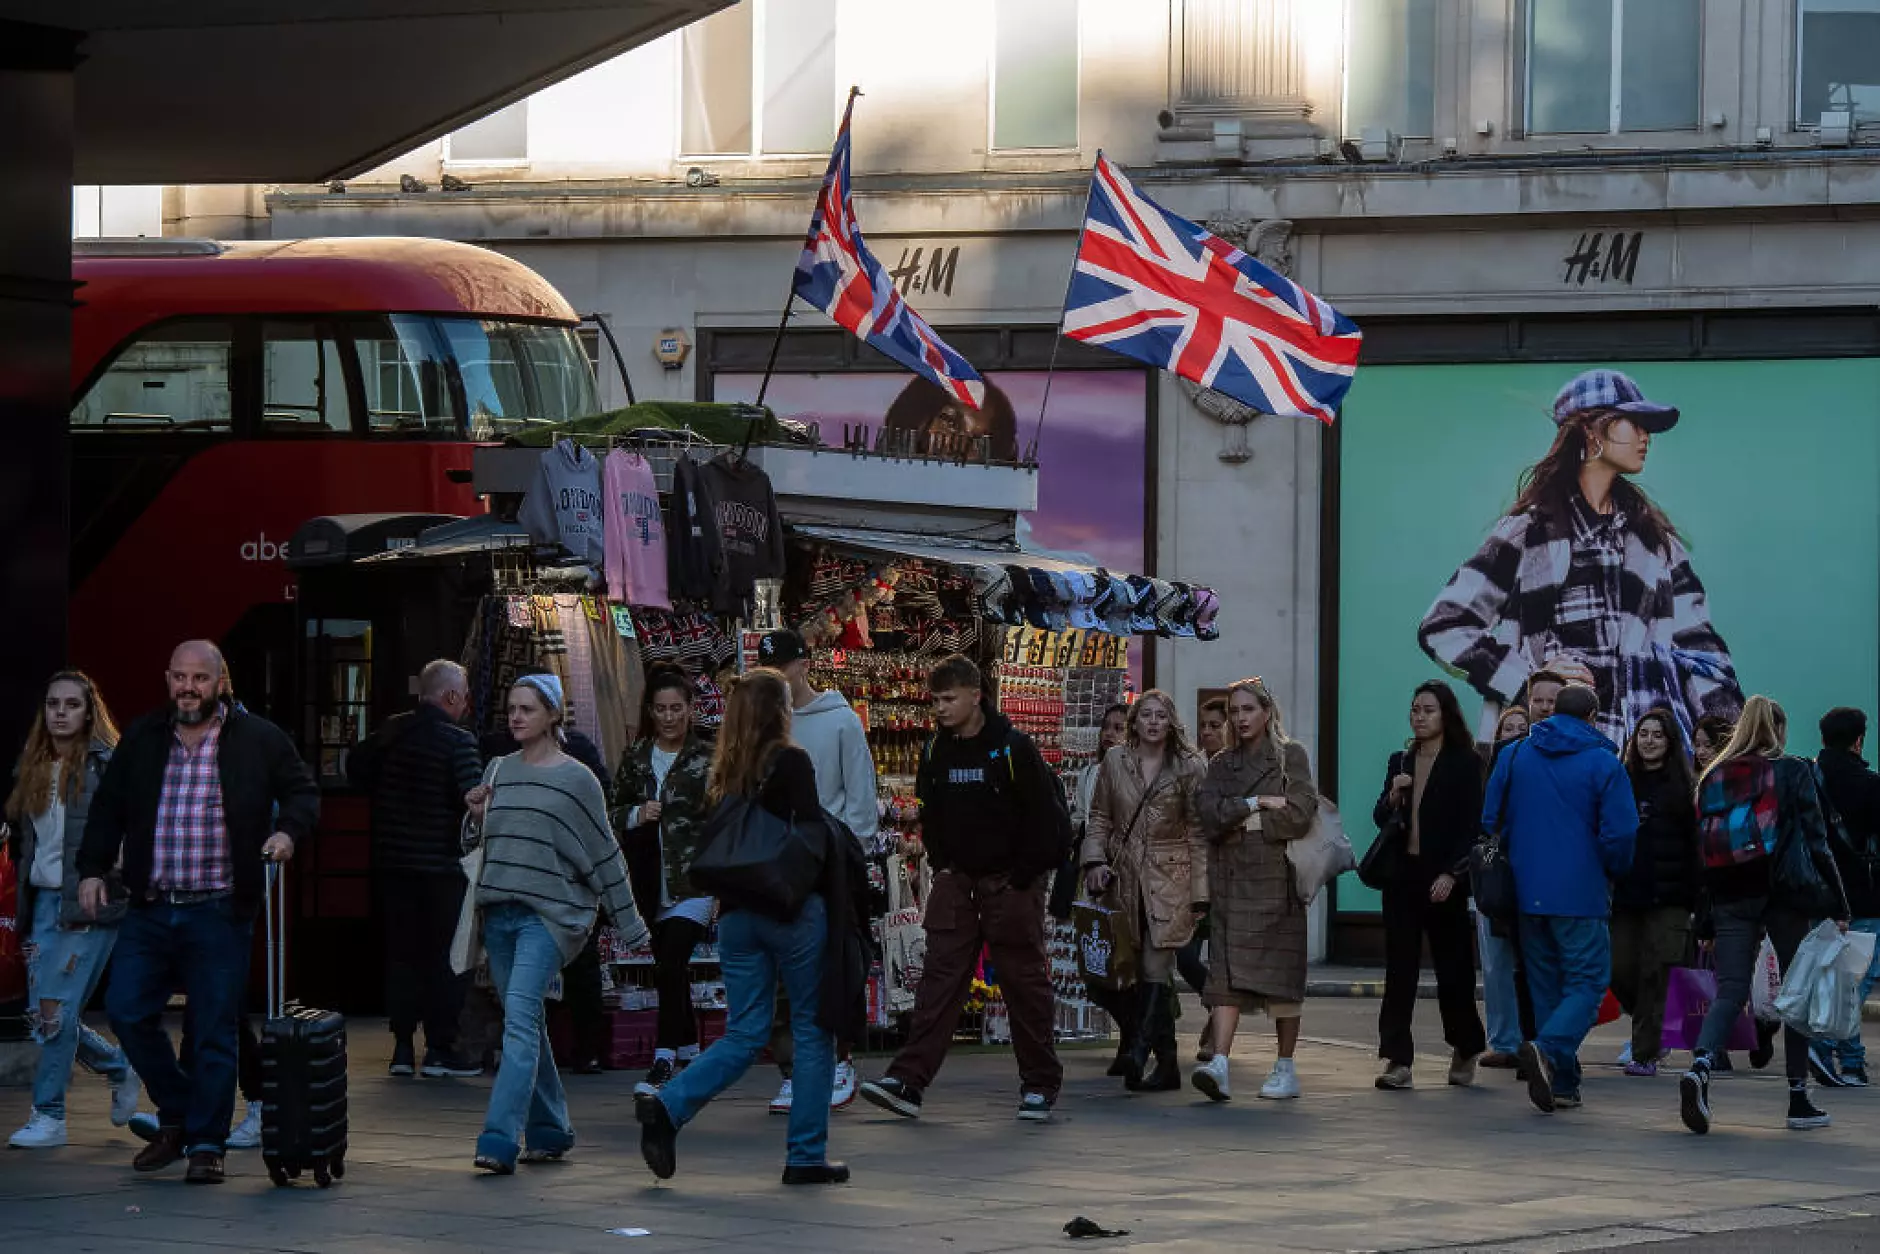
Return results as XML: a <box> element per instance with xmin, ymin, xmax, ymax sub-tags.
<box><xmin>1071</xmin><ymin>897</ymin><xmax>1138</xmax><ymax>992</ymax></box>
<box><xmin>688</xmin><ymin>783</ymin><xmax>827</xmax><ymax>920</ymax></box>
<box><xmin>450</xmin><ymin>758</ymin><xmax>502</xmax><ymax>976</ymax></box>
<box><xmin>1470</xmin><ymin>742</ymin><xmax>1525</xmax><ymax>923</ymax></box>
<box><xmin>880</xmin><ymin>854</ymin><xmax>931</xmax><ymax>1014</ymax></box>
<box><xmin>1287</xmin><ymin>798</ymin><xmax>1357</xmax><ymax>904</ymax></box>
<box><xmin>1357</xmin><ymin>752</ymin><xmax>1407</xmax><ymax>891</ymax></box>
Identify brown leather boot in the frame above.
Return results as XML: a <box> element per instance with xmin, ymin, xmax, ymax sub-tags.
<box><xmin>133</xmin><ymin>1126</ymin><xmax>185</xmax><ymax>1173</ymax></box>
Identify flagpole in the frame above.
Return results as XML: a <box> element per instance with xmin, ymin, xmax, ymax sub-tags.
<box><xmin>1026</xmin><ymin>151</ymin><xmax>1102</xmax><ymax>466</ymax></box>
<box><xmin>751</xmin><ymin>85</ymin><xmax>863</xmax><ymax>451</ymax></box>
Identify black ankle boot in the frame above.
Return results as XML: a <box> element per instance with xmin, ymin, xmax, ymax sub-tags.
<box><xmin>1105</xmin><ymin>986</ymin><xmax>1141</xmax><ymax>1078</ymax></box>
<box><xmin>1124</xmin><ymin>983</ymin><xmax>1169</xmax><ymax>1091</ymax></box>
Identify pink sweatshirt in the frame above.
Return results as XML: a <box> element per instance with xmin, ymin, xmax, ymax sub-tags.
<box><xmin>602</xmin><ymin>453</ymin><xmax>670</xmax><ymax>609</ymax></box>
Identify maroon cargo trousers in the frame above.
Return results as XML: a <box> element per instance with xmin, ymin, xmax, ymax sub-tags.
<box><xmin>883</xmin><ymin>870</ymin><xmax>1062</xmax><ymax>1100</ymax></box>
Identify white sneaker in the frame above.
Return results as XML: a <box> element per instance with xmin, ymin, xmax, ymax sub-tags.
<box><xmin>1191</xmin><ymin>1055</ymin><xmax>1231</xmax><ymax>1103</ymax></box>
<box><xmin>769</xmin><ymin>1079</ymin><xmax>794</xmax><ymax>1115</ymax></box>
<box><xmin>1259</xmin><ymin>1059</ymin><xmax>1301</xmax><ymax>1101</ymax></box>
<box><xmin>227</xmin><ymin>1100</ymin><xmax>263</xmax><ymax>1149</ymax></box>
<box><xmin>8</xmin><ymin>1112</ymin><xmax>67</xmax><ymax>1149</ymax></box>
<box><xmin>831</xmin><ymin>1061</ymin><xmax>857</xmax><ymax>1110</ymax></box>
<box><xmin>111</xmin><ymin>1071</ymin><xmax>143</xmax><ymax>1128</ymax></box>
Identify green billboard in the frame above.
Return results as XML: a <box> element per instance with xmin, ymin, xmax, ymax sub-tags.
<box><xmin>1336</xmin><ymin>358</ymin><xmax>1880</xmax><ymax>912</ymax></box>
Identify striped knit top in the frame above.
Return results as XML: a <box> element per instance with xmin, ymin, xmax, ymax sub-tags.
<box><xmin>475</xmin><ymin>754</ymin><xmax>647</xmax><ymax>962</ymax></box>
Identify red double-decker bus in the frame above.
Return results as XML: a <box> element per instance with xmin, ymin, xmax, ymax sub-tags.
<box><xmin>69</xmin><ymin>236</ymin><xmax>599</xmax><ymax>722</ymax></box>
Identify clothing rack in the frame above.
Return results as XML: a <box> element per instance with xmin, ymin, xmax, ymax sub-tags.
<box><xmin>605</xmin><ymin>427</ymin><xmax>728</xmax><ymax>494</ymax></box>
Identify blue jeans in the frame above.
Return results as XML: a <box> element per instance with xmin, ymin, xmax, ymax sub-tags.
<box><xmin>660</xmin><ymin>896</ymin><xmax>833</xmax><ymax>1168</ymax></box>
<box><xmin>26</xmin><ymin>892</ymin><xmax>131</xmax><ymax>1119</ymax></box>
<box><xmin>476</xmin><ymin>904</ymin><xmax>572</xmax><ymax>1168</ymax></box>
<box><xmin>1829</xmin><ymin>917</ymin><xmax>1880</xmax><ymax>1067</ymax></box>
<box><xmin>106</xmin><ymin>898</ymin><xmax>252</xmax><ymax>1155</ymax></box>
<box><xmin>1518</xmin><ymin>914</ymin><xmax>1612</xmax><ymax>1099</ymax></box>
<box><xmin>1475</xmin><ymin>905</ymin><xmax>1522</xmax><ymax>1055</ymax></box>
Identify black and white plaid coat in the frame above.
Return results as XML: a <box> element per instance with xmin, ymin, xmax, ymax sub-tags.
<box><xmin>1419</xmin><ymin>495</ymin><xmax>1743</xmax><ymax>746</ymax></box>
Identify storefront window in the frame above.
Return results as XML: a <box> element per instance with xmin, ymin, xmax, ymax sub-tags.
<box><xmin>680</xmin><ymin>0</ymin><xmax>837</xmax><ymax>156</ymax></box>
<box><xmin>1797</xmin><ymin>1</ymin><xmax>1880</xmax><ymax>126</ymax></box>
<box><xmin>448</xmin><ymin>100</ymin><xmax>529</xmax><ymax>162</ymax></box>
<box><xmin>993</xmin><ymin>0</ymin><xmax>1080</xmax><ymax>150</ymax></box>
<box><xmin>1345</xmin><ymin>0</ymin><xmax>1437</xmax><ymax>139</ymax></box>
<box><xmin>1527</xmin><ymin>0</ymin><xmax>1700</xmax><ymax>135</ymax></box>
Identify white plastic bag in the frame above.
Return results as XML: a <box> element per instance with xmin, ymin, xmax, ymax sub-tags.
<box><xmin>1773</xmin><ymin>921</ymin><xmax>1877</xmax><ymax>1042</ymax></box>
<box><xmin>1748</xmin><ymin>936</ymin><xmax>1783</xmax><ymax>1024</ymax></box>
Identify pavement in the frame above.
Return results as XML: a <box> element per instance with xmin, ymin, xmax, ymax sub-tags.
<box><xmin>6</xmin><ymin>999</ymin><xmax>1880</xmax><ymax>1253</ymax></box>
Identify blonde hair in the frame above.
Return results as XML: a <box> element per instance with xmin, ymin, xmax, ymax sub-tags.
<box><xmin>709</xmin><ymin>668</ymin><xmax>794</xmax><ymax>804</ymax></box>
<box><xmin>1126</xmin><ymin>689</ymin><xmax>1198</xmax><ymax>761</ymax></box>
<box><xmin>1224</xmin><ymin>676</ymin><xmax>1290</xmax><ymax>751</ymax></box>
<box><xmin>1697</xmin><ymin>695</ymin><xmax>1787</xmax><ymax>788</ymax></box>
<box><xmin>6</xmin><ymin>671</ymin><xmax>121</xmax><ymax>821</ymax></box>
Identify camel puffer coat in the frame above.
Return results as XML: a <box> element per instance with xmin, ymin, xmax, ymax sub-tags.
<box><xmin>1080</xmin><ymin>746</ymin><xmax>1209</xmax><ymax>953</ymax></box>
<box><xmin>1196</xmin><ymin>736</ymin><xmax>1319</xmax><ymax>1004</ymax></box>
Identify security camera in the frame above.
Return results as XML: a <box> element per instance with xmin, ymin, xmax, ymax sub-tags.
<box><xmin>685</xmin><ymin>166</ymin><xmax>721</xmax><ymax>188</ymax></box>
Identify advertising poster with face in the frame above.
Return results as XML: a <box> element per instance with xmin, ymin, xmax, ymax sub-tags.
<box><xmin>1336</xmin><ymin>358</ymin><xmax>1880</xmax><ymax>910</ymax></box>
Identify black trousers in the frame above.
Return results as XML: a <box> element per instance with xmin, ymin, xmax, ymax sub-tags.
<box><xmin>379</xmin><ymin>871</ymin><xmax>470</xmax><ymax>1052</ymax></box>
<box><xmin>652</xmin><ymin>915</ymin><xmax>708</xmax><ymax>1049</ymax></box>
<box><xmin>1379</xmin><ymin>856</ymin><xmax>1487</xmax><ymax>1067</ymax></box>
<box><xmin>565</xmin><ymin>924</ymin><xmax>605</xmax><ymax>1063</ymax></box>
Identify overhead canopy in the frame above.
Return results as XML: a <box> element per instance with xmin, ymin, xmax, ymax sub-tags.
<box><xmin>789</xmin><ymin>525</ymin><xmax>1102</xmax><ymax>577</ymax></box>
<box><xmin>12</xmin><ymin>1</ymin><xmax>731</xmax><ymax>183</ymax></box>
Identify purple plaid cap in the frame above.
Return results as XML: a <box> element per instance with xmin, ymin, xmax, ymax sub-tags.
<box><xmin>1551</xmin><ymin>369</ymin><xmax>1679</xmax><ymax>433</ymax></box>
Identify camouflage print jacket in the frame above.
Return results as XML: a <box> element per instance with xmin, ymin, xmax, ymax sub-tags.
<box><xmin>613</xmin><ymin>734</ymin><xmax>715</xmax><ymax>903</ymax></box>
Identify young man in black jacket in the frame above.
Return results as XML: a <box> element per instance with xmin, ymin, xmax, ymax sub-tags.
<box><xmin>1813</xmin><ymin>707</ymin><xmax>1880</xmax><ymax>1087</ymax></box>
<box><xmin>76</xmin><ymin>640</ymin><xmax>319</xmax><ymax>1183</ymax></box>
<box><xmin>348</xmin><ymin>659</ymin><xmax>484</xmax><ymax>1080</ymax></box>
<box><xmin>860</xmin><ymin>655</ymin><xmax>1072</xmax><ymax>1122</ymax></box>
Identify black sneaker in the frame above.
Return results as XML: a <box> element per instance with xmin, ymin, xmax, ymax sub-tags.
<box><xmin>634</xmin><ymin>1056</ymin><xmax>677</xmax><ymax>1098</ymax></box>
<box><xmin>421</xmin><ymin>1049</ymin><xmax>484</xmax><ymax>1079</ymax></box>
<box><xmin>1787</xmin><ymin>1089</ymin><xmax>1832</xmax><ymax>1131</ymax></box>
<box><xmin>636</xmin><ymin>1094</ymin><xmax>678</xmax><ymax>1180</ymax></box>
<box><xmin>1518</xmin><ymin>1042</ymin><xmax>1555</xmax><ymax>1114</ymax></box>
<box><xmin>389</xmin><ymin>1038</ymin><xmax>416</xmax><ymax>1078</ymax></box>
<box><xmin>1016</xmin><ymin>1092</ymin><xmax>1054</xmax><ymax>1122</ymax></box>
<box><xmin>859</xmin><ymin>1076</ymin><xmax>923</xmax><ymax>1119</ymax></box>
<box><xmin>1679</xmin><ymin>1063</ymin><xmax>1711</xmax><ymax>1135</ymax></box>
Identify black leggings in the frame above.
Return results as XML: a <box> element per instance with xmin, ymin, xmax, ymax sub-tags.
<box><xmin>653</xmin><ymin>916</ymin><xmax>708</xmax><ymax>1049</ymax></box>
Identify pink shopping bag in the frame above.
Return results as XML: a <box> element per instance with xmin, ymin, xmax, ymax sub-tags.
<box><xmin>1661</xmin><ymin>965</ymin><xmax>1758</xmax><ymax>1053</ymax></box>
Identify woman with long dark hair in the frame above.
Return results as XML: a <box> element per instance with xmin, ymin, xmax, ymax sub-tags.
<box><xmin>1371</xmin><ymin>680</ymin><xmax>1487</xmax><ymax>1090</ymax></box>
<box><xmin>1610</xmin><ymin>708</ymin><xmax>1698</xmax><ymax>1077</ymax></box>
<box><xmin>1679</xmin><ymin>696</ymin><xmax>1849</xmax><ymax>1135</ymax></box>
<box><xmin>1421</xmin><ymin>371</ymin><xmax>1742</xmax><ymax>747</ymax></box>
<box><xmin>4</xmin><ymin>671</ymin><xmax>151</xmax><ymax>1148</ymax></box>
<box><xmin>638</xmin><ymin>668</ymin><xmax>864</xmax><ymax>1186</ymax></box>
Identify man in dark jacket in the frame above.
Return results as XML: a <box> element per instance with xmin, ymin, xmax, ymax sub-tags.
<box><xmin>348</xmin><ymin>659</ymin><xmax>483</xmax><ymax>1080</ymax></box>
<box><xmin>77</xmin><ymin>640</ymin><xmax>319</xmax><ymax>1183</ymax></box>
<box><xmin>1814</xmin><ymin>707</ymin><xmax>1880</xmax><ymax>1086</ymax></box>
<box><xmin>860</xmin><ymin>655</ymin><xmax>1072</xmax><ymax>1123</ymax></box>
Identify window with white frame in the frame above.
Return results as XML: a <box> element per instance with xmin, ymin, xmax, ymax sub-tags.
<box><xmin>1798</xmin><ymin>1</ymin><xmax>1880</xmax><ymax>126</ymax></box>
<box><xmin>1344</xmin><ymin>0</ymin><xmax>1437</xmax><ymax>139</ymax></box>
<box><xmin>448</xmin><ymin>101</ymin><xmax>529</xmax><ymax>162</ymax></box>
<box><xmin>681</xmin><ymin>0</ymin><xmax>838</xmax><ymax>156</ymax></box>
<box><xmin>992</xmin><ymin>0</ymin><xmax>1079</xmax><ymax>150</ymax></box>
<box><xmin>1526</xmin><ymin>0</ymin><xmax>1700</xmax><ymax>135</ymax></box>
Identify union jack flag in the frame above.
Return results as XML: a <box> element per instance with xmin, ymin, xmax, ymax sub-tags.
<box><xmin>1064</xmin><ymin>155</ymin><xmax>1362</xmax><ymax>424</ymax></box>
<box><xmin>791</xmin><ymin>96</ymin><xmax>986</xmax><ymax>409</ymax></box>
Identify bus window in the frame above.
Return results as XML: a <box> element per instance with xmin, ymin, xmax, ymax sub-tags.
<box><xmin>434</xmin><ymin>319</ymin><xmax>599</xmax><ymax>439</ymax></box>
<box><xmin>71</xmin><ymin>320</ymin><xmax>234</xmax><ymax>432</ymax></box>
<box><xmin>356</xmin><ymin>315</ymin><xmax>460</xmax><ymax>437</ymax></box>
<box><xmin>262</xmin><ymin>321</ymin><xmax>354</xmax><ymax>434</ymax></box>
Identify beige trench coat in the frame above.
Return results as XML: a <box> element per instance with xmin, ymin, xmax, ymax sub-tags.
<box><xmin>1195</xmin><ymin>736</ymin><xmax>1319</xmax><ymax>1004</ymax></box>
<box><xmin>1081</xmin><ymin>746</ymin><xmax>1210</xmax><ymax>952</ymax></box>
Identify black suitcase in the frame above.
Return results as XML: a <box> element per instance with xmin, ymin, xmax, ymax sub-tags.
<box><xmin>259</xmin><ymin>862</ymin><xmax>349</xmax><ymax>1188</ymax></box>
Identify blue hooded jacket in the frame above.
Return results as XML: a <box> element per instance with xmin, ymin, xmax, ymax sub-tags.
<box><xmin>1482</xmin><ymin>715</ymin><xmax>1639</xmax><ymax>918</ymax></box>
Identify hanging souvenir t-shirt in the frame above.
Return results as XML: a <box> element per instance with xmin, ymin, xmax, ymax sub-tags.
<box><xmin>602</xmin><ymin>452</ymin><xmax>670</xmax><ymax>609</ymax></box>
<box><xmin>700</xmin><ymin>455</ymin><xmax>786</xmax><ymax>614</ymax></box>
<box><xmin>518</xmin><ymin>438</ymin><xmax>605</xmax><ymax>568</ymax></box>
<box><xmin>666</xmin><ymin>454</ymin><xmax>725</xmax><ymax>607</ymax></box>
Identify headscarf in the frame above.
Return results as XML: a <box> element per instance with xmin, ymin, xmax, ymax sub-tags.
<box><xmin>515</xmin><ymin>673</ymin><xmax>564</xmax><ymax>715</ymax></box>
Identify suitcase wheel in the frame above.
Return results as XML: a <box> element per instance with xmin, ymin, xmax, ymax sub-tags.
<box><xmin>331</xmin><ymin>1156</ymin><xmax>346</xmax><ymax>1180</ymax></box>
<box><xmin>269</xmin><ymin>1166</ymin><xmax>290</xmax><ymax>1188</ymax></box>
<box><xmin>314</xmin><ymin>1166</ymin><xmax>333</xmax><ymax>1189</ymax></box>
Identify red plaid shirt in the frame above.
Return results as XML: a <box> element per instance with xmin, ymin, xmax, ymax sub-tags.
<box><xmin>150</xmin><ymin>711</ymin><xmax>232</xmax><ymax>894</ymax></box>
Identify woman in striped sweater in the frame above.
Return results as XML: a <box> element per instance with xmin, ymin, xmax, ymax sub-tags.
<box><xmin>464</xmin><ymin>674</ymin><xmax>647</xmax><ymax>1175</ymax></box>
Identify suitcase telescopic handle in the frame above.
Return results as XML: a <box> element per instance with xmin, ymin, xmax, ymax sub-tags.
<box><xmin>265</xmin><ymin>858</ymin><xmax>287</xmax><ymax>1019</ymax></box>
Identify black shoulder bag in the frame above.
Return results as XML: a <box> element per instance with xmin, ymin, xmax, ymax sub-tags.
<box><xmin>1357</xmin><ymin>752</ymin><xmax>1408</xmax><ymax>891</ymax></box>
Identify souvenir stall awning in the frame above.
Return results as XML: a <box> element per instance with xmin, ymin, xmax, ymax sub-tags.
<box><xmin>788</xmin><ymin>524</ymin><xmax>1221</xmax><ymax>643</ymax></box>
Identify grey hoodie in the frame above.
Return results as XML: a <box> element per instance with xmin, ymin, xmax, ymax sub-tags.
<box><xmin>792</xmin><ymin>689</ymin><xmax>879</xmax><ymax>842</ymax></box>
<box><xmin>518</xmin><ymin>439</ymin><xmax>605</xmax><ymax>567</ymax></box>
